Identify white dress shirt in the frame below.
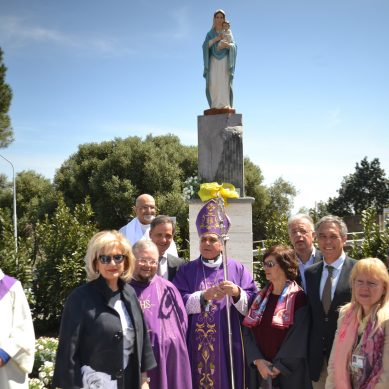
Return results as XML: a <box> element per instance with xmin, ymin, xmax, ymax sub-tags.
<box><xmin>319</xmin><ymin>252</ymin><xmax>346</xmax><ymax>301</ymax></box>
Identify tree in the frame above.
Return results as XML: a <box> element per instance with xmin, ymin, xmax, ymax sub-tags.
<box><xmin>0</xmin><ymin>207</ymin><xmax>34</xmax><ymax>288</ymax></box>
<box><xmin>0</xmin><ymin>170</ymin><xmax>58</xmax><ymax>238</ymax></box>
<box><xmin>0</xmin><ymin>48</ymin><xmax>14</xmax><ymax>148</ymax></box>
<box><xmin>326</xmin><ymin>157</ymin><xmax>389</xmax><ymax>216</ymax></box>
<box><xmin>54</xmin><ymin>134</ymin><xmax>197</xmax><ymax>248</ymax></box>
<box><xmin>349</xmin><ymin>207</ymin><xmax>389</xmax><ymax>261</ymax></box>
<box><xmin>32</xmin><ymin>197</ymin><xmax>97</xmax><ymax>334</ymax></box>
<box><xmin>55</xmin><ymin>134</ymin><xmax>296</xmax><ymax>247</ymax></box>
<box><xmin>244</xmin><ymin>158</ymin><xmax>269</xmax><ymax>239</ymax></box>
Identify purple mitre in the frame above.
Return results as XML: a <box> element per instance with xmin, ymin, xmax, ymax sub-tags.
<box><xmin>196</xmin><ymin>199</ymin><xmax>231</xmax><ymax>236</ymax></box>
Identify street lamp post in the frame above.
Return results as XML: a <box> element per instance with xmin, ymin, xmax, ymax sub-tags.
<box><xmin>0</xmin><ymin>154</ymin><xmax>18</xmax><ymax>252</ymax></box>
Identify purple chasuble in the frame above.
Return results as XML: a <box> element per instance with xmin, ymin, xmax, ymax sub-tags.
<box><xmin>173</xmin><ymin>257</ymin><xmax>258</xmax><ymax>389</ymax></box>
<box><xmin>0</xmin><ymin>274</ymin><xmax>17</xmax><ymax>301</ymax></box>
<box><xmin>130</xmin><ymin>276</ymin><xmax>192</xmax><ymax>389</ymax></box>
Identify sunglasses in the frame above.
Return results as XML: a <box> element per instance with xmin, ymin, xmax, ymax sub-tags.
<box><xmin>98</xmin><ymin>254</ymin><xmax>126</xmax><ymax>265</ymax></box>
<box><xmin>263</xmin><ymin>260</ymin><xmax>276</xmax><ymax>269</ymax></box>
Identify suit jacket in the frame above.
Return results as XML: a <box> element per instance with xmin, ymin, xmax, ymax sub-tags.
<box><xmin>305</xmin><ymin>257</ymin><xmax>357</xmax><ymax>381</ymax></box>
<box><xmin>166</xmin><ymin>254</ymin><xmax>186</xmax><ymax>282</ymax></box>
<box><xmin>296</xmin><ymin>248</ymin><xmax>323</xmax><ymax>288</ymax></box>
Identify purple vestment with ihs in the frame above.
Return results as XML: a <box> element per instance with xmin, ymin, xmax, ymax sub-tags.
<box><xmin>130</xmin><ymin>276</ymin><xmax>192</xmax><ymax>389</ymax></box>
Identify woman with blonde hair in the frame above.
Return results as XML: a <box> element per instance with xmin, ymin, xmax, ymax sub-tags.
<box><xmin>326</xmin><ymin>257</ymin><xmax>389</xmax><ymax>389</ymax></box>
<box><xmin>53</xmin><ymin>230</ymin><xmax>156</xmax><ymax>389</ymax></box>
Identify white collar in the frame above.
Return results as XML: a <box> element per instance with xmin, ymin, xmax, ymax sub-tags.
<box><xmin>201</xmin><ymin>254</ymin><xmax>222</xmax><ymax>268</ymax></box>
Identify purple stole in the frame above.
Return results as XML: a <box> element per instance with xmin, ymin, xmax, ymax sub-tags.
<box><xmin>0</xmin><ymin>274</ymin><xmax>17</xmax><ymax>301</ymax></box>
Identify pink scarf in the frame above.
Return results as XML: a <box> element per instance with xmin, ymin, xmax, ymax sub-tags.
<box><xmin>243</xmin><ymin>280</ymin><xmax>301</xmax><ymax>329</ymax></box>
<box><xmin>333</xmin><ymin>304</ymin><xmax>384</xmax><ymax>389</ymax></box>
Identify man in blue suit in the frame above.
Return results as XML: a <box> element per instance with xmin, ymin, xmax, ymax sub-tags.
<box><xmin>305</xmin><ymin>215</ymin><xmax>356</xmax><ymax>389</ymax></box>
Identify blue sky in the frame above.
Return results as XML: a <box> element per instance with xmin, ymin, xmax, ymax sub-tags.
<box><xmin>0</xmin><ymin>0</ymin><xmax>388</xmax><ymax>212</ymax></box>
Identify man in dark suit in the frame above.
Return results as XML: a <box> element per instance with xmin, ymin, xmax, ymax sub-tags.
<box><xmin>149</xmin><ymin>215</ymin><xmax>185</xmax><ymax>282</ymax></box>
<box><xmin>305</xmin><ymin>215</ymin><xmax>356</xmax><ymax>389</ymax></box>
<box><xmin>288</xmin><ymin>213</ymin><xmax>323</xmax><ymax>290</ymax></box>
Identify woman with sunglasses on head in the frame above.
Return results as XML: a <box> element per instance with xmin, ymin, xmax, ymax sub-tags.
<box><xmin>326</xmin><ymin>258</ymin><xmax>389</xmax><ymax>389</ymax></box>
<box><xmin>243</xmin><ymin>245</ymin><xmax>312</xmax><ymax>389</ymax></box>
<box><xmin>52</xmin><ymin>230</ymin><xmax>156</xmax><ymax>389</ymax></box>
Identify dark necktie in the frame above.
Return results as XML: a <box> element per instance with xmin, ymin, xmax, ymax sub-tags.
<box><xmin>158</xmin><ymin>256</ymin><xmax>163</xmax><ymax>276</ymax></box>
<box><xmin>322</xmin><ymin>265</ymin><xmax>334</xmax><ymax>314</ymax></box>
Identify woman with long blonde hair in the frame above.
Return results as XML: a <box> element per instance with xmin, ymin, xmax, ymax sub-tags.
<box><xmin>326</xmin><ymin>257</ymin><xmax>389</xmax><ymax>388</ymax></box>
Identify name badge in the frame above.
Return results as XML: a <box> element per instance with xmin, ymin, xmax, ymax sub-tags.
<box><xmin>351</xmin><ymin>354</ymin><xmax>365</xmax><ymax>369</ymax></box>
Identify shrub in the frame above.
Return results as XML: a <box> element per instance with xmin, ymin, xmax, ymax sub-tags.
<box><xmin>30</xmin><ymin>337</ymin><xmax>58</xmax><ymax>388</ymax></box>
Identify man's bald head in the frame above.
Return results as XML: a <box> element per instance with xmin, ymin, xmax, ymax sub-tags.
<box><xmin>133</xmin><ymin>194</ymin><xmax>156</xmax><ymax>225</ymax></box>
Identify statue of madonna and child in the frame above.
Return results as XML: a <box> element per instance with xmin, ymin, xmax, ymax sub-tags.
<box><xmin>202</xmin><ymin>9</ymin><xmax>237</xmax><ymax>114</ymax></box>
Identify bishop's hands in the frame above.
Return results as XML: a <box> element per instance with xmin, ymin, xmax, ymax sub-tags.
<box><xmin>203</xmin><ymin>281</ymin><xmax>241</xmax><ymax>302</ymax></box>
<box><xmin>219</xmin><ymin>280</ymin><xmax>240</xmax><ymax>298</ymax></box>
<box><xmin>203</xmin><ymin>285</ymin><xmax>225</xmax><ymax>302</ymax></box>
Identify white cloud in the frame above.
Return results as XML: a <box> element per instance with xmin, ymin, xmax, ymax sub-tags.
<box><xmin>327</xmin><ymin>108</ymin><xmax>342</xmax><ymax>127</ymax></box>
<box><xmin>169</xmin><ymin>7</ymin><xmax>191</xmax><ymax>40</ymax></box>
<box><xmin>0</xmin><ymin>15</ymin><xmax>133</xmax><ymax>55</ymax></box>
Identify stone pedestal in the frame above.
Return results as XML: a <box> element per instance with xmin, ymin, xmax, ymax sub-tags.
<box><xmin>189</xmin><ymin>197</ymin><xmax>255</xmax><ymax>274</ymax></box>
<box><xmin>198</xmin><ymin>113</ymin><xmax>244</xmax><ymax>196</ymax></box>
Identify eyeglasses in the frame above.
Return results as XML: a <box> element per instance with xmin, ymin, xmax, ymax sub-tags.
<box><xmin>290</xmin><ymin>229</ymin><xmax>311</xmax><ymax>237</ymax></box>
<box><xmin>354</xmin><ymin>279</ymin><xmax>380</xmax><ymax>289</ymax></box>
<box><xmin>98</xmin><ymin>254</ymin><xmax>126</xmax><ymax>265</ymax></box>
<box><xmin>137</xmin><ymin>258</ymin><xmax>158</xmax><ymax>266</ymax></box>
<box><xmin>263</xmin><ymin>260</ymin><xmax>277</xmax><ymax>269</ymax></box>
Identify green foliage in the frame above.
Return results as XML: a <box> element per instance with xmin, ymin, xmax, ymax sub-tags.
<box><xmin>327</xmin><ymin>157</ymin><xmax>389</xmax><ymax>216</ymax></box>
<box><xmin>32</xmin><ymin>197</ymin><xmax>97</xmax><ymax>334</ymax></box>
<box><xmin>309</xmin><ymin>200</ymin><xmax>329</xmax><ymax>223</ymax></box>
<box><xmin>263</xmin><ymin>213</ymin><xmax>290</xmax><ymax>248</ymax></box>
<box><xmin>54</xmin><ymin>135</ymin><xmax>197</xmax><ymax>239</ymax></box>
<box><xmin>0</xmin><ymin>48</ymin><xmax>14</xmax><ymax>148</ymax></box>
<box><xmin>253</xmin><ymin>213</ymin><xmax>291</xmax><ymax>289</ymax></box>
<box><xmin>244</xmin><ymin>158</ymin><xmax>268</xmax><ymax>240</ymax></box>
<box><xmin>244</xmin><ymin>159</ymin><xmax>296</xmax><ymax>240</ymax></box>
<box><xmin>349</xmin><ymin>207</ymin><xmax>389</xmax><ymax>260</ymax></box>
<box><xmin>14</xmin><ymin>171</ymin><xmax>57</xmax><ymax>228</ymax></box>
<box><xmin>0</xmin><ymin>208</ymin><xmax>34</xmax><ymax>289</ymax></box>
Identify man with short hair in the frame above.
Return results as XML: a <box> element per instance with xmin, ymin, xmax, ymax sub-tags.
<box><xmin>173</xmin><ymin>199</ymin><xmax>257</xmax><ymax>389</ymax></box>
<box><xmin>149</xmin><ymin>215</ymin><xmax>185</xmax><ymax>282</ymax></box>
<box><xmin>288</xmin><ymin>213</ymin><xmax>322</xmax><ymax>290</ymax></box>
<box><xmin>119</xmin><ymin>194</ymin><xmax>178</xmax><ymax>256</ymax></box>
<box><xmin>130</xmin><ymin>240</ymin><xmax>192</xmax><ymax>389</ymax></box>
<box><xmin>305</xmin><ymin>215</ymin><xmax>356</xmax><ymax>389</ymax></box>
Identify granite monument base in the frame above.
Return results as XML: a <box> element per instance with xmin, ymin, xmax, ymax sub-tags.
<box><xmin>198</xmin><ymin>113</ymin><xmax>244</xmax><ymax>196</ymax></box>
